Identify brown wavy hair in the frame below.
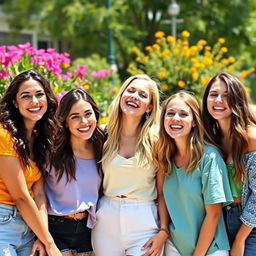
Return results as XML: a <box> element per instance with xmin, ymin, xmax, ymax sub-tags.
<box><xmin>154</xmin><ymin>91</ymin><xmax>205</xmax><ymax>175</ymax></box>
<box><xmin>202</xmin><ymin>72</ymin><xmax>256</xmax><ymax>182</ymax></box>
<box><xmin>50</xmin><ymin>88</ymin><xmax>104</xmax><ymax>182</ymax></box>
<box><xmin>0</xmin><ymin>69</ymin><xmax>58</xmax><ymax>172</ymax></box>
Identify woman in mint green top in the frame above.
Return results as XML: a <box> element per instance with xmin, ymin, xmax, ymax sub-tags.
<box><xmin>154</xmin><ymin>91</ymin><xmax>232</xmax><ymax>256</ymax></box>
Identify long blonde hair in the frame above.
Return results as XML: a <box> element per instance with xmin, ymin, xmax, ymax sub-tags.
<box><xmin>102</xmin><ymin>74</ymin><xmax>160</xmax><ymax>168</ymax></box>
<box><xmin>154</xmin><ymin>91</ymin><xmax>205</xmax><ymax>175</ymax></box>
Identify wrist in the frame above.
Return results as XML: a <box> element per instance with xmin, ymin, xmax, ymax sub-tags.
<box><xmin>159</xmin><ymin>227</ymin><xmax>170</xmax><ymax>237</ymax></box>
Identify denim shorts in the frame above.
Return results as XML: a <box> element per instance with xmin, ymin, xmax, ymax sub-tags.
<box><xmin>48</xmin><ymin>215</ymin><xmax>93</xmax><ymax>254</ymax></box>
<box><xmin>0</xmin><ymin>203</ymin><xmax>35</xmax><ymax>256</ymax></box>
<box><xmin>223</xmin><ymin>203</ymin><xmax>256</xmax><ymax>256</ymax></box>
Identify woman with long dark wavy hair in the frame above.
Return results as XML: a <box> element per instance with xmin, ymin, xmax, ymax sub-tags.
<box><xmin>0</xmin><ymin>69</ymin><xmax>61</xmax><ymax>256</ymax></box>
<box><xmin>202</xmin><ymin>72</ymin><xmax>256</xmax><ymax>256</ymax></box>
<box><xmin>44</xmin><ymin>88</ymin><xmax>104</xmax><ymax>256</ymax></box>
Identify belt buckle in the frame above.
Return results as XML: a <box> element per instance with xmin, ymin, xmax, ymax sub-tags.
<box><xmin>74</xmin><ymin>212</ymin><xmax>82</xmax><ymax>220</ymax></box>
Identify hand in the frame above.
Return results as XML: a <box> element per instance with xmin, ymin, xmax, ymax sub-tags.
<box><xmin>141</xmin><ymin>231</ymin><xmax>168</xmax><ymax>256</ymax></box>
<box><xmin>230</xmin><ymin>239</ymin><xmax>245</xmax><ymax>256</ymax></box>
<box><xmin>30</xmin><ymin>239</ymin><xmax>46</xmax><ymax>256</ymax></box>
<box><xmin>46</xmin><ymin>243</ymin><xmax>62</xmax><ymax>256</ymax></box>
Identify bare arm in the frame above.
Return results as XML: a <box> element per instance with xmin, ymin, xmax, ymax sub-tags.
<box><xmin>0</xmin><ymin>155</ymin><xmax>61</xmax><ymax>256</ymax></box>
<box><xmin>142</xmin><ymin>169</ymin><xmax>170</xmax><ymax>256</ymax></box>
<box><xmin>193</xmin><ymin>203</ymin><xmax>222</xmax><ymax>256</ymax></box>
<box><xmin>32</xmin><ymin>177</ymin><xmax>48</xmax><ymax>227</ymax></box>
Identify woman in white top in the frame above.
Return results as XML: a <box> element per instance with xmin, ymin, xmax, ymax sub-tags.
<box><xmin>92</xmin><ymin>74</ymin><xmax>168</xmax><ymax>256</ymax></box>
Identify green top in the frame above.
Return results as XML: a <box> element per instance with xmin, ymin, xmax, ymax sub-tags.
<box><xmin>226</xmin><ymin>163</ymin><xmax>243</xmax><ymax>197</ymax></box>
<box><xmin>163</xmin><ymin>146</ymin><xmax>233</xmax><ymax>256</ymax></box>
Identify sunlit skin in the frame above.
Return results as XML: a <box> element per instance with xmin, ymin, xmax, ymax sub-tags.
<box><xmin>120</xmin><ymin>79</ymin><xmax>153</xmax><ymax>119</ymax></box>
<box><xmin>164</xmin><ymin>98</ymin><xmax>195</xmax><ymax>142</ymax></box>
<box><xmin>14</xmin><ymin>78</ymin><xmax>48</xmax><ymax>131</ymax></box>
<box><xmin>66</xmin><ymin>100</ymin><xmax>97</xmax><ymax>145</ymax></box>
<box><xmin>207</xmin><ymin>80</ymin><xmax>232</xmax><ymax>125</ymax></box>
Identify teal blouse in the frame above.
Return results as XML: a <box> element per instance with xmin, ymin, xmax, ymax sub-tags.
<box><xmin>163</xmin><ymin>145</ymin><xmax>233</xmax><ymax>255</ymax></box>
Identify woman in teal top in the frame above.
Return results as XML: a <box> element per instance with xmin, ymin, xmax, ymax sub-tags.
<box><xmin>154</xmin><ymin>91</ymin><xmax>232</xmax><ymax>256</ymax></box>
<box><xmin>202</xmin><ymin>72</ymin><xmax>256</xmax><ymax>256</ymax></box>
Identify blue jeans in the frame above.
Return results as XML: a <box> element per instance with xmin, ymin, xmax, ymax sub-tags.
<box><xmin>223</xmin><ymin>203</ymin><xmax>256</xmax><ymax>256</ymax></box>
<box><xmin>0</xmin><ymin>203</ymin><xmax>35</xmax><ymax>256</ymax></box>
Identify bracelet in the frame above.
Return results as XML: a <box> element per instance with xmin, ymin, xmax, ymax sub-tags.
<box><xmin>159</xmin><ymin>228</ymin><xmax>170</xmax><ymax>236</ymax></box>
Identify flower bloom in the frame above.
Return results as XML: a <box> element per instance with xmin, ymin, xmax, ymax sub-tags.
<box><xmin>178</xmin><ymin>80</ymin><xmax>186</xmax><ymax>88</ymax></box>
<box><xmin>218</xmin><ymin>38</ymin><xmax>225</xmax><ymax>44</ymax></box>
<box><xmin>181</xmin><ymin>30</ymin><xmax>190</xmax><ymax>38</ymax></box>
<box><xmin>155</xmin><ymin>31</ymin><xmax>165</xmax><ymax>38</ymax></box>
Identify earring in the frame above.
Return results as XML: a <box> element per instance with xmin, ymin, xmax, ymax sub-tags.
<box><xmin>145</xmin><ymin>112</ymin><xmax>150</xmax><ymax>120</ymax></box>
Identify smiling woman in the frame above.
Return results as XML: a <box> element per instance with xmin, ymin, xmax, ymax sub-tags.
<box><xmin>44</xmin><ymin>88</ymin><xmax>104</xmax><ymax>256</ymax></box>
<box><xmin>0</xmin><ymin>69</ymin><xmax>62</xmax><ymax>256</ymax></box>
<box><xmin>92</xmin><ymin>74</ymin><xmax>169</xmax><ymax>256</ymax></box>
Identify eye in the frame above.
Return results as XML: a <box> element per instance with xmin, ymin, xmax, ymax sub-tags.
<box><xmin>85</xmin><ymin>111</ymin><xmax>92</xmax><ymax>118</ymax></box>
<box><xmin>166</xmin><ymin>111</ymin><xmax>175</xmax><ymax>117</ymax></box>
<box><xmin>180</xmin><ymin>113</ymin><xmax>188</xmax><ymax>118</ymax></box>
<box><xmin>209</xmin><ymin>93</ymin><xmax>218</xmax><ymax>97</ymax></box>
<box><xmin>71</xmin><ymin>115</ymin><xmax>79</xmax><ymax>120</ymax></box>
<box><xmin>22</xmin><ymin>95</ymin><xmax>31</xmax><ymax>99</ymax></box>
<box><xmin>139</xmin><ymin>92</ymin><xmax>147</xmax><ymax>99</ymax></box>
<box><xmin>36</xmin><ymin>92</ymin><xmax>45</xmax><ymax>98</ymax></box>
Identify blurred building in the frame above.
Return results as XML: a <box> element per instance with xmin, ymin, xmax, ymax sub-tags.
<box><xmin>0</xmin><ymin>0</ymin><xmax>57</xmax><ymax>49</ymax></box>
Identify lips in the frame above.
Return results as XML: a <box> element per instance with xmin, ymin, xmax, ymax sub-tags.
<box><xmin>77</xmin><ymin>126</ymin><xmax>90</xmax><ymax>132</ymax></box>
<box><xmin>170</xmin><ymin>124</ymin><xmax>183</xmax><ymax>130</ymax></box>
<box><xmin>27</xmin><ymin>107</ymin><xmax>41</xmax><ymax>113</ymax></box>
<box><xmin>213</xmin><ymin>106</ymin><xmax>226</xmax><ymax>111</ymax></box>
<box><xmin>126</xmin><ymin>100</ymin><xmax>139</xmax><ymax>108</ymax></box>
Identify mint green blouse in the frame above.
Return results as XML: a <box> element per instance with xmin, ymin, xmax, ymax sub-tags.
<box><xmin>226</xmin><ymin>163</ymin><xmax>243</xmax><ymax>197</ymax></box>
<box><xmin>163</xmin><ymin>146</ymin><xmax>233</xmax><ymax>255</ymax></box>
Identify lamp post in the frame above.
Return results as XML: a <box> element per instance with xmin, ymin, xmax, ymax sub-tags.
<box><xmin>105</xmin><ymin>0</ymin><xmax>117</xmax><ymax>85</ymax></box>
<box><xmin>167</xmin><ymin>0</ymin><xmax>182</xmax><ymax>38</ymax></box>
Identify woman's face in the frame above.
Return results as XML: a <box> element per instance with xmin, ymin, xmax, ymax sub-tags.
<box><xmin>207</xmin><ymin>79</ymin><xmax>232</xmax><ymax>122</ymax></box>
<box><xmin>164</xmin><ymin>98</ymin><xmax>195</xmax><ymax>140</ymax></box>
<box><xmin>120</xmin><ymin>79</ymin><xmax>153</xmax><ymax>118</ymax></box>
<box><xmin>66</xmin><ymin>99</ymin><xmax>97</xmax><ymax>142</ymax></box>
<box><xmin>14</xmin><ymin>78</ymin><xmax>48</xmax><ymax>127</ymax></box>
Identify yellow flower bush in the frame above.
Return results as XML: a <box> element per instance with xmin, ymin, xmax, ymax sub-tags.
<box><xmin>128</xmin><ymin>30</ymin><xmax>251</xmax><ymax>97</ymax></box>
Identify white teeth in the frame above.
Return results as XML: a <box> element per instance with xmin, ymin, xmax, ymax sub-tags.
<box><xmin>126</xmin><ymin>101</ymin><xmax>138</xmax><ymax>108</ymax></box>
<box><xmin>213</xmin><ymin>106</ymin><xmax>225</xmax><ymax>110</ymax></box>
<box><xmin>78</xmin><ymin>127</ymin><xmax>90</xmax><ymax>132</ymax></box>
<box><xmin>171</xmin><ymin>125</ymin><xmax>183</xmax><ymax>129</ymax></box>
<box><xmin>28</xmin><ymin>107</ymin><xmax>40</xmax><ymax>112</ymax></box>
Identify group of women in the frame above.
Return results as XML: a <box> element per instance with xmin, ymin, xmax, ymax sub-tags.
<box><xmin>0</xmin><ymin>69</ymin><xmax>255</xmax><ymax>256</ymax></box>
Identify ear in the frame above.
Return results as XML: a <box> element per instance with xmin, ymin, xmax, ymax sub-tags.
<box><xmin>192</xmin><ymin>120</ymin><xmax>196</xmax><ymax>127</ymax></box>
<box><xmin>12</xmin><ymin>100</ymin><xmax>18</xmax><ymax>108</ymax></box>
<box><xmin>146</xmin><ymin>103</ymin><xmax>153</xmax><ymax>113</ymax></box>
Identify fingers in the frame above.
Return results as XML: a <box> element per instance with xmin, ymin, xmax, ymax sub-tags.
<box><xmin>142</xmin><ymin>239</ymin><xmax>153</xmax><ymax>250</ymax></box>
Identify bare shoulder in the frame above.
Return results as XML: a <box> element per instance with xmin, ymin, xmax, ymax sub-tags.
<box><xmin>247</xmin><ymin>125</ymin><xmax>256</xmax><ymax>152</ymax></box>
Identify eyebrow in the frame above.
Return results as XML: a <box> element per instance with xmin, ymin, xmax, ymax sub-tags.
<box><xmin>209</xmin><ymin>89</ymin><xmax>228</xmax><ymax>93</ymax></box>
<box><xmin>69</xmin><ymin>109</ymin><xmax>92</xmax><ymax>117</ymax></box>
<box><xmin>20</xmin><ymin>89</ymin><xmax>44</xmax><ymax>96</ymax></box>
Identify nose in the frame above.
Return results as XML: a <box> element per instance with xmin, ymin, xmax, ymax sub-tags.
<box><xmin>81</xmin><ymin>117</ymin><xmax>88</xmax><ymax>123</ymax></box>
<box><xmin>215</xmin><ymin>94</ymin><xmax>223</xmax><ymax>102</ymax></box>
<box><xmin>31</xmin><ymin>95</ymin><xmax>39</xmax><ymax>104</ymax></box>
<box><xmin>173</xmin><ymin>113</ymin><xmax>180</xmax><ymax>120</ymax></box>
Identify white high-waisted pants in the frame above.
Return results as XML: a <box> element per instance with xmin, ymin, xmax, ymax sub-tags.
<box><xmin>92</xmin><ymin>196</ymin><xmax>161</xmax><ymax>256</ymax></box>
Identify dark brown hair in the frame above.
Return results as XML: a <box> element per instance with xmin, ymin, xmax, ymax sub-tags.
<box><xmin>0</xmin><ymin>69</ymin><xmax>58</xmax><ymax>172</ymax></box>
<box><xmin>202</xmin><ymin>72</ymin><xmax>256</xmax><ymax>181</ymax></box>
<box><xmin>50</xmin><ymin>88</ymin><xmax>104</xmax><ymax>182</ymax></box>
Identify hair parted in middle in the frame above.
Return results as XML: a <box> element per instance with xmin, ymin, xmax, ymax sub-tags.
<box><xmin>102</xmin><ymin>74</ymin><xmax>160</xmax><ymax>168</ymax></box>
<box><xmin>202</xmin><ymin>71</ymin><xmax>256</xmax><ymax>182</ymax></box>
<box><xmin>50</xmin><ymin>88</ymin><xmax>104</xmax><ymax>182</ymax></box>
<box><xmin>154</xmin><ymin>90</ymin><xmax>206</xmax><ymax>176</ymax></box>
